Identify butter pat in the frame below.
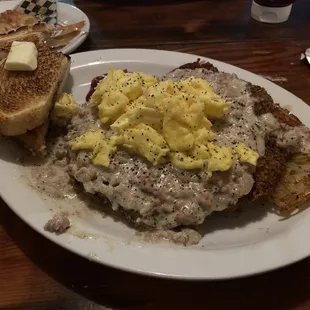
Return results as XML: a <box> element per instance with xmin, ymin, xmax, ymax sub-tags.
<box><xmin>5</xmin><ymin>41</ymin><xmax>38</xmax><ymax>71</ymax></box>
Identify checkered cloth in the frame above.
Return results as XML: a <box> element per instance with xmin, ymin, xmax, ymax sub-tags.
<box><xmin>14</xmin><ymin>0</ymin><xmax>57</xmax><ymax>25</ymax></box>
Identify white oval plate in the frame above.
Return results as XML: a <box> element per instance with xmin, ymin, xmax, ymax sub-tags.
<box><xmin>0</xmin><ymin>0</ymin><xmax>90</xmax><ymax>54</ymax></box>
<box><xmin>1</xmin><ymin>49</ymin><xmax>310</xmax><ymax>280</ymax></box>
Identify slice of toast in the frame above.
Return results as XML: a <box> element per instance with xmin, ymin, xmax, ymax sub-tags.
<box><xmin>0</xmin><ymin>43</ymin><xmax>70</xmax><ymax>136</ymax></box>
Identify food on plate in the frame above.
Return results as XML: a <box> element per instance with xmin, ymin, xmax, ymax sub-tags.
<box><xmin>63</xmin><ymin>63</ymin><xmax>310</xmax><ymax>239</ymax></box>
<box><xmin>0</xmin><ymin>43</ymin><xmax>70</xmax><ymax>135</ymax></box>
<box><xmin>0</xmin><ymin>10</ymin><xmax>38</xmax><ymax>34</ymax></box>
<box><xmin>271</xmin><ymin>154</ymin><xmax>310</xmax><ymax>213</ymax></box>
<box><xmin>72</xmin><ymin>68</ymin><xmax>235</xmax><ymax>171</ymax></box>
<box><xmin>0</xmin><ymin>42</ymin><xmax>70</xmax><ymax>156</ymax></box>
<box><xmin>16</xmin><ymin>120</ymin><xmax>50</xmax><ymax>155</ymax></box>
<box><xmin>16</xmin><ymin>93</ymin><xmax>77</xmax><ymax>155</ymax></box>
<box><xmin>5</xmin><ymin>41</ymin><xmax>38</xmax><ymax>71</ymax></box>
<box><xmin>44</xmin><ymin>212</ymin><xmax>71</xmax><ymax>234</ymax></box>
<box><xmin>3</xmin><ymin>58</ymin><xmax>310</xmax><ymax>245</ymax></box>
<box><xmin>51</xmin><ymin>92</ymin><xmax>80</xmax><ymax>121</ymax></box>
<box><xmin>0</xmin><ymin>23</ymin><xmax>54</xmax><ymax>49</ymax></box>
<box><xmin>0</xmin><ymin>9</ymin><xmax>85</xmax><ymax>50</ymax></box>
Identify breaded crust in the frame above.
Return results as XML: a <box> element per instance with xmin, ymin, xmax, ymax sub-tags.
<box><xmin>177</xmin><ymin>59</ymin><xmax>219</xmax><ymax>72</ymax></box>
<box><xmin>250</xmin><ymin>137</ymin><xmax>291</xmax><ymax>200</ymax></box>
<box><xmin>177</xmin><ymin>60</ymin><xmax>305</xmax><ymax>203</ymax></box>
<box><xmin>247</xmin><ymin>83</ymin><xmax>302</xmax><ymax>200</ymax></box>
<box><xmin>248</xmin><ymin>84</ymin><xmax>302</xmax><ymax>127</ymax></box>
<box><xmin>0</xmin><ymin>44</ymin><xmax>70</xmax><ymax>136</ymax></box>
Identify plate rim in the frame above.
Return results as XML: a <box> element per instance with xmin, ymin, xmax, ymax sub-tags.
<box><xmin>0</xmin><ymin>0</ymin><xmax>90</xmax><ymax>55</ymax></box>
<box><xmin>1</xmin><ymin>48</ymin><xmax>310</xmax><ymax>280</ymax></box>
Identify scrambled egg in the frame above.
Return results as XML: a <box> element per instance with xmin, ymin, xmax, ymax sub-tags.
<box><xmin>122</xmin><ymin>124</ymin><xmax>170</xmax><ymax>165</ymax></box>
<box><xmin>207</xmin><ymin>143</ymin><xmax>233</xmax><ymax>172</ymax></box>
<box><xmin>90</xmin><ymin>68</ymin><xmax>157</xmax><ymax>123</ymax></box>
<box><xmin>69</xmin><ymin>130</ymin><xmax>120</xmax><ymax>167</ymax></box>
<box><xmin>235</xmin><ymin>143</ymin><xmax>259</xmax><ymax>166</ymax></box>
<box><xmin>52</xmin><ymin>93</ymin><xmax>79</xmax><ymax>119</ymax></box>
<box><xmin>70</xmin><ymin>68</ymin><xmax>259</xmax><ymax>172</ymax></box>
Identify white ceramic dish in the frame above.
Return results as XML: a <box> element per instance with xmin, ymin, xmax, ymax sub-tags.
<box><xmin>1</xmin><ymin>49</ymin><xmax>310</xmax><ymax>280</ymax></box>
<box><xmin>0</xmin><ymin>0</ymin><xmax>90</xmax><ymax>54</ymax></box>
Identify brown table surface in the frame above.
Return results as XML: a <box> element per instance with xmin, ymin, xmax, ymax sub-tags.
<box><xmin>2</xmin><ymin>0</ymin><xmax>310</xmax><ymax>309</ymax></box>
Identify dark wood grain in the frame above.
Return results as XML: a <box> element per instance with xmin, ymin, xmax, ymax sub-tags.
<box><xmin>163</xmin><ymin>40</ymin><xmax>310</xmax><ymax>103</ymax></box>
<box><xmin>74</xmin><ymin>0</ymin><xmax>310</xmax><ymax>49</ymax></box>
<box><xmin>2</xmin><ymin>0</ymin><xmax>310</xmax><ymax>309</ymax></box>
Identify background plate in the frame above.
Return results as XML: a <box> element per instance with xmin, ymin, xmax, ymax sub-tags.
<box><xmin>0</xmin><ymin>0</ymin><xmax>90</xmax><ymax>54</ymax></box>
<box><xmin>1</xmin><ymin>49</ymin><xmax>310</xmax><ymax>280</ymax></box>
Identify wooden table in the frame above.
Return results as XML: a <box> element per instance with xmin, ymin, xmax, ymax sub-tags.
<box><xmin>2</xmin><ymin>0</ymin><xmax>310</xmax><ymax>309</ymax></box>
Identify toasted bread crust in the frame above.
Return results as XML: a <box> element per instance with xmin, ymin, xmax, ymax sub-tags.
<box><xmin>0</xmin><ymin>44</ymin><xmax>70</xmax><ymax>136</ymax></box>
